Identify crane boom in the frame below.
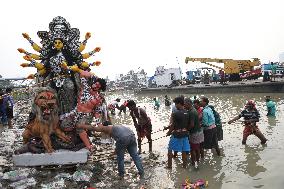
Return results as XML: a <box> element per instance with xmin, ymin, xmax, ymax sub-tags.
<box><xmin>185</xmin><ymin>57</ymin><xmax>260</xmax><ymax>74</ymax></box>
<box><xmin>200</xmin><ymin>62</ymin><xmax>223</xmax><ymax>70</ymax></box>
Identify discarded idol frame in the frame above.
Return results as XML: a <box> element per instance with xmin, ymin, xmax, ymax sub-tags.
<box><xmin>13</xmin><ymin>16</ymin><xmax>108</xmax><ymax>166</ymax></box>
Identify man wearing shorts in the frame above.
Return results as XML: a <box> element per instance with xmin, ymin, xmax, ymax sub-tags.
<box><xmin>166</xmin><ymin>96</ymin><xmax>190</xmax><ymax>168</ymax></box>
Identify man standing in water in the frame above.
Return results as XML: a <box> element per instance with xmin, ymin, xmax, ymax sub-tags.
<box><xmin>208</xmin><ymin>105</ymin><xmax>223</xmax><ymax>141</ymax></box>
<box><xmin>265</xmin><ymin>96</ymin><xmax>276</xmax><ymax>116</ymax></box>
<box><xmin>193</xmin><ymin>99</ymin><xmax>205</xmax><ymax>158</ymax></box>
<box><xmin>200</xmin><ymin>97</ymin><xmax>221</xmax><ymax>156</ymax></box>
<box><xmin>92</xmin><ymin>123</ymin><xmax>144</xmax><ymax>179</ymax></box>
<box><xmin>153</xmin><ymin>97</ymin><xmax>160</xmax><ymax>110</ymax></box>
<box><xmin>228</xmin><ymin>100</ymin><xmax>267</xmax><ymax>145</ymax></box>
<box><xmin>127</xmin><ymin>100</ymin><xmax>152</xmax><ymax>154</ymax></box>
<box><xmin>184</xmin><ymin>98</ymin><xmax>204</xmax><ymax>166</ymax></box>
<box><xmin>164</xmin><ymin>95</ymin><xmax>171</xmax><ymax>106</ymax></box>
<box><xmin>166</xmin><ymin>96</ymin><xmax>190</xmax><ymax>168</ymax></box>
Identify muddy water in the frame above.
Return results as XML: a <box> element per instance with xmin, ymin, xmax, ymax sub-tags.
<box><xmin>107</xmin><ymin>91</ymin><xmax>284</xmax><ymax>189</ymax></box>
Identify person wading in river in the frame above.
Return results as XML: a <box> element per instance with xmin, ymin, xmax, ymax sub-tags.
<box><xmin>166</xmin><ymin>96</ymin><xmax>191</xmax><ymax>168</ymax></box>
<box><xmin>228</xmin><ymin>100</ymin><xmax>267</xmax><ymax>145</ymax></box>
<box><xmin>127</xmin><ymin>100</ymin><xmax>152</xmax><ymax>154</ymax></box>
<box><xmin>200</xmin><ymin>97</ymin><xmax>221</xmax><ymax>156</ymax></box>
<box><xmin>265</xmin><ymin>96</ymin><xmax>276</xmax><ymax>117</ymax></box>
<box><xmin>184</xmin><ymin>98</ymin><xmax>204</xmax><ymax>166</ymax></box>
<box><xmin>193</xmin><ymin>99</ymin><xmax>205</xmax><ymax>159</ymax></box>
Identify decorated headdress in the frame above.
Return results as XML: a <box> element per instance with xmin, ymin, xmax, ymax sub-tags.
<box><xmin>49</xmin><ymin>16</ymin><xmax>71</xmax><ymax>33</ymax></box>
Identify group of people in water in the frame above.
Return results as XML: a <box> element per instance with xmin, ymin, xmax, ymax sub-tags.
<box><xmin>104</xmin><ymin>94</ymin><xmax>276</xmax><ymax>176</ymax></box>
<box><xmin>161</xmin><ymin>95</ymin><xmax>222</xmax><ymax>168</ymax></box>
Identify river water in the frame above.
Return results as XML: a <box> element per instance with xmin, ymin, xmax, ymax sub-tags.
<box><xmin>107</xmin><ymin>91</ymin><xmax>284</xmax><ymax>189</ymax></box>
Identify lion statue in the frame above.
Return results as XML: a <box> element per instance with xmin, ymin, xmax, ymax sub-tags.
<box><xmin>22</xmin><ymin>87</ymin><xmax>70</xmax><ymax>153</ymax></box>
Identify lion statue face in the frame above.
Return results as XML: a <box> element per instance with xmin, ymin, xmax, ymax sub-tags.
<box><xmin>34</xmin><ymin>88</ymin><xmax>58</xmax><ymax>125</ymax></box>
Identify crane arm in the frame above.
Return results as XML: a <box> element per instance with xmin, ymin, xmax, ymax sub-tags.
<box><xmin>185</xmin><ymin>57</ymin><xmax>232</xmax><ymax>64</ymax></box>
<box><xmin>202</xmin><ymin>62</ymin><xmax>223</xmax><ymax>70</ymax></box>
<box><xmin>185</xmin><ymin>57</ymin><xmax>226</xmax><ymax>70</ymax></box>
<box><xmin>185</xmin><ymin>57</ymin><xmax>261</xmax><ymax>73</ymax></box>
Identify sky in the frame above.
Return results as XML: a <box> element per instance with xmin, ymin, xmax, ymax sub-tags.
<box><xmin>0</xmin><ymin>0</ymin><xmax>284</xmax><ymax>80</ymax></box>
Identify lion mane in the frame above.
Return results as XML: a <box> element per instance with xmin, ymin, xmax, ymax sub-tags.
<box><xmin>22</xmin><ymin>87</ymin><xmax>70</xmax><ymax>153</ymax></box>
<box><xmin>32</xmin><ymin>87</ymin><xmax>58</xmax><ymax>125</ymax></box>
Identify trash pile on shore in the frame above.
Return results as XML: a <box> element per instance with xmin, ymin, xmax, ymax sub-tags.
<box><xmin>0</xmin><ymin>100</ymin><xmax>160</xmax><ymax>188</ymax></box>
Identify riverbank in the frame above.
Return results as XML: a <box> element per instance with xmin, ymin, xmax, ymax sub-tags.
<box><xmin>136</xmin><ymin>80</ymin><xmax>284</xmax><ymax>94</ymax></box>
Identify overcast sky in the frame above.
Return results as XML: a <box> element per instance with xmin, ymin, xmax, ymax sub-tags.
<box><xmin>0</xmin><ymin>0</ymin><xmax>284</xmax><ymax>80</ymax></box>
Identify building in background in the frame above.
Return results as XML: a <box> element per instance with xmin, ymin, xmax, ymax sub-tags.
<box><xmin>279</xmin><ymin>52</ymin><xmax>284</xmax><ymax>63</ymax></box>
<box><xmin>134</xmin><ymin>69</ymin><xmax>148</xmax><ymax>88</ymax></box>
<box><xmin>153</xmin><ymin>66</ymin><xmax>182</xmax><ymax>87</ymax></box>
<box><xmin>114</xmin><ymin>69</ymin><xmax>148</xmax><ymax>90</ymax></box>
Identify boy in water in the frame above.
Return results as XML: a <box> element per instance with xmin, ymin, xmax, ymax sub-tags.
<box><xmin>228</xmin><ymin>100</ymin><xmax>267</xmax><ymax>145</ymax></box>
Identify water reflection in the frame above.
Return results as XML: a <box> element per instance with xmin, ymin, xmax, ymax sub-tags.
<box><xmin>238</xmin><ymin>146</ymin><xmax>266</xmax><ymax>177</ymax></box>
<box><xmin>267</xmin><ymin>116</ymin><xmax>277</xmax><ymax>127</ymax></box>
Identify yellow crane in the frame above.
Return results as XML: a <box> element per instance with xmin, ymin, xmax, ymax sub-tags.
<box><xmin>185</xmin><ymin>57</ymin><xmax>261</xmax><ymax>81</ymax></box>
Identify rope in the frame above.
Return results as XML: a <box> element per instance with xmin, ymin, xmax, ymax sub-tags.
<box><xmin>151</xmin><ymin>128</ymin><xmax>164</xmax><ymax>135</ymax></box>
<box><xmin>222</xmin><ymin>120</ymin><xmax>243</xmax><ymax>125</ymax></box>
<box><xmin>141</xmin><ymin>135</ymin><xmax>168</xmax><ymax>145</ymax></box>
<box><xmin>88</xmin><ymin>135</ymin><xmax>169</xmax><ymax>163</ymax></box>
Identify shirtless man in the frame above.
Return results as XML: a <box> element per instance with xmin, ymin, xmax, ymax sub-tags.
<box><xmin>127</xmin><ymin>100</ymin><xmax>152</xmax><ymax>154</ymax></box>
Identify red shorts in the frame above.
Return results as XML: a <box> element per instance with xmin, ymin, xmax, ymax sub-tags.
<box><xmin>190</xmin><ymin>142</ymin><xmax>200</xmax><ymax>151</ymax></box>
<box><xmin>243</xmin><ymin>125</ymin><xmax>259</xmax><ymax>138</ymax></box>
